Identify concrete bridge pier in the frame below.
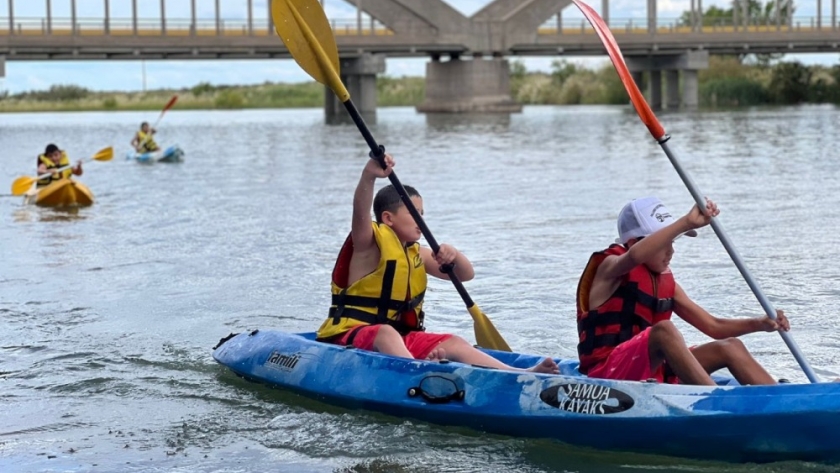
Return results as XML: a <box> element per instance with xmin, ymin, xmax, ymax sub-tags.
<box><xmin>325</xmin><ymin>53</ymin><xmax>385</xmax><ymax>125</ymax></box>
<box><xmin>416</xmin><ymin>56</ymin><xmax>522</xmax><ymax>114</ymax></box>
<box><xmin>626</xmin><ymin>50</ymin><xmax>708</xmax><ymax>110</ymax></box>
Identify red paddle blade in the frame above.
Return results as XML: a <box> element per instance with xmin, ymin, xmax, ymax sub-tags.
<box><xmin>571</xmin><ymin>0</ymin><xmax>666</xmax><ymax>141</ymax></box>
<box><xmin>162</xmin><ymin>95</ymin><xmax>178</xmax><ymax>114</ymax></box>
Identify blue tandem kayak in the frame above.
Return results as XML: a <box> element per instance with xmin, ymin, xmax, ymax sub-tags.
<box><xmin>213</xmin><ymin>330</ymin><xmax>840</xmax><ymax>463</ymax></box>
<box><xmin>126</xmin><ymin>145</ymin><xmax>185</xmax><ymax>163</ymax></box>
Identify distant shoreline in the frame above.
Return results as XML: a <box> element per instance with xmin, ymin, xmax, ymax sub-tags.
<box><xmin>1</xmin><ymin>57</ymin><xmax>838</xmax><ymax>113</ymax></box>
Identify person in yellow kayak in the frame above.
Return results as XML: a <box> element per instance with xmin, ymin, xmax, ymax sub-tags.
<box><xmin>36</xmin><ymin>144</ymin><xmax>82</xmax><ymax>187</ymax></box>
<box><xmin>575</xmin><ymin>196</ymin><xmax>789</xmax><ymax>386</ymax></box>
<box><xmin>316</xmin><ymin>153</ymin><xmax>558</xmax><ymax>374</ymax></box>
<box><xmin>131</xmin><ymin>122</ymin><xmax>160</xmax><ymax>153</ymax></box>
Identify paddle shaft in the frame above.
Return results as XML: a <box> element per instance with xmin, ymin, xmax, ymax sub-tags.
<box><xmin>659</xmin><ymin>138</ymin><xmax>819</xmax><ymax>383</ymax></box>
<box><xmin>342</xmin><ymin>99</ymin><xmax>479</xmax><ymax>310</ymax></box>
<box><xmin>34</xmin><ymin>161</ymin><xmax>80</xmax><ymax>183</ymax></box>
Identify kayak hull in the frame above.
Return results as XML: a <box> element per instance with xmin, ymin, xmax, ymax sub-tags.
<box><xmin>213</xmin><ymin>330</ymin><xmax>840</xmax><ymax>463</ymax></box>
<box><xmin>24</xmin><ymin>179</ymin><xmax>94</xmax><ymax>207</ymax></box>
<box><xmin>126</xmin><ymin>145</ymin><xmax>184</xmax><ymax>163</ymax></box>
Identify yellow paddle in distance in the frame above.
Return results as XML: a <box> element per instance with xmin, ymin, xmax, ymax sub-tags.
<box><xmin>271</xmin><ymin>0</ymin><xmax>511</xmax><ymax>352</ymax></box>
<box><xmin>11</xmin><ymin>146</ymin><xmax>114</xmax><ymax>196</ymax></box>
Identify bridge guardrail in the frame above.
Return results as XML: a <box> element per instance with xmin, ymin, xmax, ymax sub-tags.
<box><xmin>537</xmin><ymin>15</ymin><xmax>838</xmax><ymax>34</ymax></box>
<box><xmin>0</xmin><ymin>17</ymin><xmax>393</xmax><ymax>37</ymax></box>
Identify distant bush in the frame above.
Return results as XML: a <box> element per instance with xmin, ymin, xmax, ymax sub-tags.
<box><xmin>700</xmin><ymin>77</ymin><xmax>768</xmax><ymax>107</ymax></box>
<box><xmin>214</xmin><ymin>90</ymin><xmax>245</xmax><ymax>109</ymax></box>
<box><xmin>103</xmin><ymin>97</ymin><xmax>118</xmax><ymax>109</ymax></box>
<box><xmin>377</xmin><ymin>76</ymin><xmax>424</xmax><ymax>106</ymax></box>
<box><xmin>16</xmin><ymin>84</ymin><xmax>90</xmax><ymax>102</ymax></box>
<box><xmin>191</xmin><ymin>82</ymin><xmax>215</xmax><ymax>97</ymax></box>
<box><xmin>768</xmin><ymin>61</ymin><xmax>811</xmax><ymax>104</ymax></box>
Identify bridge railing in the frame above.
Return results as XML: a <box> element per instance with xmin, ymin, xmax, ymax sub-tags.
<box><xmin>538</xmin><ymin>15</ymin><xmax>838</xmax><ymax>34</ymax></box>
<box><xmin>0</xmin><ymin>17</ymin><xmax>393</xmax><ymax>37</ymax></box>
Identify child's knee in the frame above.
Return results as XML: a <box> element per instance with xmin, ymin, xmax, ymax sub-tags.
<box><xmin>374</xmin><ymin>325</ymin><xmax>401</xmax><ymax>341</ymax></box>
<box><xmin>440</xmin><ymin>334</ymin><xmax>470</xmax><ymax>349</ymax></box>
<box><xmin>718</xmin><ymin>337</ymin><xmax>747</xmax><ymax>356</ymax></box>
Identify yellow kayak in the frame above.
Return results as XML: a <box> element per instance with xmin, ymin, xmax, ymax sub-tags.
<box><xmin>24</xmin><ymin>179</ymin><xmax>94</xmax><ymax>207</ymax></box>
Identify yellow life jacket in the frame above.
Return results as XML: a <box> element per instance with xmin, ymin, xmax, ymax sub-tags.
<box><xmin>317</xmin><ymin>223</ymin><xmax>427</xmax><ymax>341</ymax></box>
<box><xmin>37</xmin><ymin>151</ymin><xmax>71</xmax><ymax>187</ymax></box>
<box><xmin>136</xmin><ymin>130</ymin><xmax>157</xmax><ymax>152</ymax></box>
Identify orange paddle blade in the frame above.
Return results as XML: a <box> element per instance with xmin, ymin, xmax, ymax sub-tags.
<box><xmin>571</xmin><ymin>0</ymin><xmax>666</xmax><ymax>141</ymax></box>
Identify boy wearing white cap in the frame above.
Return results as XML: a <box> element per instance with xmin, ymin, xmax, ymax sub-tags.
<box><xmin>575</xmin><ymin>197</ymin><xmax>789</xmax><ymax>386</ymax></box>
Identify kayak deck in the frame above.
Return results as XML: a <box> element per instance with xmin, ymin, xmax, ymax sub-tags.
<box><xmin>24</xmin><ymin>179</ymin><xmax>94</xmax><ymax>207</ymax></box>
<box><xmin>213</xmin><ymin>330</ymin><xmax>840</xmax><ymax>463</ymax></box>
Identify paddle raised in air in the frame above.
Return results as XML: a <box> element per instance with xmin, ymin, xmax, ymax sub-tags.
<box><xmin>270</xmin><ymin>0</ymin><xmax>511</xmax><ymax>351</ymax></box>
<box><xmin>11</xmin><ymin>146</ymin><xmax>114</xmax><ymax>196</ymax></box>
<box><xmin>571</xmin><ymin>0</ymin><xmax>819</xmax><ymax>382</ymax></box>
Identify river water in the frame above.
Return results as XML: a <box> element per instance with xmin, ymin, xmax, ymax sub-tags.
<box><xmin>2</xmin><ymin>105</ymin><xmax>840</xmax><ymax>473</ymax></box>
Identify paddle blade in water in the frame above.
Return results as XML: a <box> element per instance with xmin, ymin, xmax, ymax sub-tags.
<box><xmin>271</xmin><ymin>0</ymin><xmax>349</xmax><ymax>101</ymax></box>
<box><xmin>571</xmin><ymin>0</ymin><xmax>665</xmax><ymax>141</ymax></box>
<box><xmin>92</xmin><ymin>146</ymin><xmax>115</xmax><ymax>162</ymax></box>
<box><xmin>469</xmin><ymin>305</ymin><xmax>512</xmax><ymax>352</ymax></box>
<box><xmin>11</xmin><ymin>176</ymin><xmax>35</xmax><ymax>196</ymax></box>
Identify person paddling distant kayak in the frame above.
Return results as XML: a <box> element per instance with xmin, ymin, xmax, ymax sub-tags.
<box><xmin>36</xmin><ymin>144</ymin><xmax>82</xmax><ymax>188</ymax></box>
<box><xmin>316</xmin><ymin>153</ymin><xmax>558</xmax><ymax>374</ymax></box>
<box><xmin>576</xmin><ymin>197</ymin><xmax>789</xmax><ymax>386</ymax></box>
<box><xmin>131</xmin><ymin>122</ymin><xmax>160</xmax><ymax>153</ymax></box>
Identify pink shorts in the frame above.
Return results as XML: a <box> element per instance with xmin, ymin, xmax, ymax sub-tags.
<box><xmin>587</xmin><ymin>327</ymin><xmax>674</xmax><ymax>383</ymax></box>
<box><xmin>334</xmin><ymin>325</ymin><xmax>452</xmax><ymax>360</ymax></box>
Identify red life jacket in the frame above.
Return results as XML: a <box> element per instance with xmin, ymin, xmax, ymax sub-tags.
<box><xmin>575</xmin><ymin>244</ymin><xmax>675</xmax><ymax>374</ymax></box>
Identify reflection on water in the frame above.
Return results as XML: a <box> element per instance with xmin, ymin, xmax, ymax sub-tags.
<box><xmin>2</xmin><ymin>105</ymin><xmax>840</xmax><ymax>473</ymax></box>
<box><xmin>12</xmin><ymin>205</ymin><xmax>88</xmax><ymax>223</ymax></box>
<box><xmin>425</xmin><ymin>112</ymin><xmax>512</xmax><ymax>129</ymax></box>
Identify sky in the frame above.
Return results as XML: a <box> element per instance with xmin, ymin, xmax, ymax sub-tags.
<box><xmin>0</xmin><ymin>0</ymin><xmax>838</xmax><ymax>93</ymax></box>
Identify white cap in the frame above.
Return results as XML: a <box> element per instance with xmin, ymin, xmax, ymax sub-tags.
<box><xmin>616</xmin><ymin>197</ymin><xmax>697</xmax><ymax>244</ymax></box>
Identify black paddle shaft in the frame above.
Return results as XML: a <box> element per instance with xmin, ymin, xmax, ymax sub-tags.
<box><xmin>342</xmin><ymin>99</ymin><xmax>477</xmax><ymax>308</ymax></box>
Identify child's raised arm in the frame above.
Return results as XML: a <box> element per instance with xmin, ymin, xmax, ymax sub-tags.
<box><xmin>351</xmin><ymin>154</ymin><xmax>394</xmax><ymax>252</ymax></box>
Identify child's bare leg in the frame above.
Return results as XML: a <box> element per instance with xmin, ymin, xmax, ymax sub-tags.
<box><xmin>371</xmin><ymin>325</ymin><xmax>413</xmax><ymax>359</ymax></box>
<box><xmin>648</xmin><ymin>321</ymin><xmax>716</xmax><ymax>386</ymax></box>
<box><xmin>692</xmin><ymin>338</ymin><xmax>775</xmax><ymax>385</ymax></box>
<box><xmin>436</xmin><ymin>336</ymin><xmax>559</xmax><ymax>374</ymax></box>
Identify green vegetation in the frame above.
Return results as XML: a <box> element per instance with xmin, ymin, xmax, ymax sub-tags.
<box><xmin>1</xmin><ymin>52</ymin><xmax>838</xmax><ymax>113</ymax></box>
<box><xmin>679</xmin><ymin>0</ymin><xmax>795</xmax><ymax>27</ymax></box>
<box><xmin>511</xmin><ymin>56</ymin><xmax>840</xmax><ymax>107</ymax></box>
<box><xmin>510</xmin><ymin>59</ymin><xmax>629</xmax><ymax>105</ymax></box>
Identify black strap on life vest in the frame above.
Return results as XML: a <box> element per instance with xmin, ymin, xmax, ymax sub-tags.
<box><xmin>578</xmin><ymin>281</ymin><xmax>674</xmax><ymax>355</ymax></box>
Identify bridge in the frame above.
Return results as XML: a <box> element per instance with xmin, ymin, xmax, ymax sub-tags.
<box><xmin>2</xmin><ymin>0</ymin><xmax>839</xmax><ymax>122</ymax></box>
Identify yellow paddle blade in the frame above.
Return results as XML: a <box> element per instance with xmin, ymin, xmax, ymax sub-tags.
<box><xmin>271</xmin><ymin>0</ymin><xmax>349</xmax><ymax>101</ymax></box>
<box><xmin>11</xmin><ymin>176</ymin><xmax>35</xmax><ymax>196</ymax></box>
<box><xmin>469</xmin><ymin>305</ymin><xmax>512</xmax><ymax>352</ymax></box>
<box><xmin>92</xmin><ymin>146</ymin><xmax>114</xmax><ymax>162</ymax></box>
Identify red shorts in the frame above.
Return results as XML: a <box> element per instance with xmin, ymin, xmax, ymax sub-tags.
<box><xmin>334</xmin><ymin>325</ymin><xmax>452</xmax><ymax>360</ymax></box>
<box><xmin>587</xmin><ymin>327</ymin><xmax>675</xmax><ymax>383</ymax></box>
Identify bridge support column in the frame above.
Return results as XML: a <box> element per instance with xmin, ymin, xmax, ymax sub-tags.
<box><xmin>626</xmin><ymin>51</ymin><xmax>708</xmax><ymax>111</ymax></box>
<box><xmin>324</xmin><ymin>53</ymin><xmax>385</xmax><ymax>125</ymax></box>
<box><xmin>417</xmin><ymin>57</ymin><xmax>522</xmax><ymax>114</ymax></box>
<box><xmin>631</xmin><ymin>71</ymin><xmax>643</xmax><ymax>92</ymax></box>
<box><xmin>682</xmin><ymin>70</ymin><xmax>699</xmax><ymax>109</ymax></box>
<box><xmin>0</xmin><ymin>56</ymin><xmax>5</xmax><ymax>79</ymax></box>
<box><xmin>649</xmin><ymin>70</ymin><xmax>662</xmax><ymax>111</ymax></box>
<box><xmin>665</xmin><ymin>70</ymin><xmax>680</xmax><ymax>110</ymax></box>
